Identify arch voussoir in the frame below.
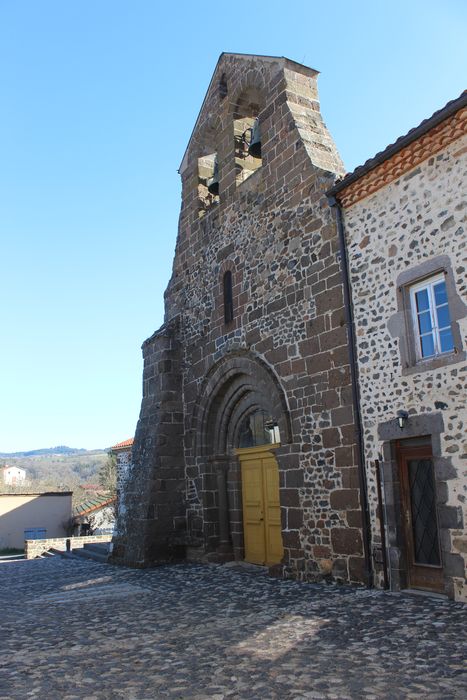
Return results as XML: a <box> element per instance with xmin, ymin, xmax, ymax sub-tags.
<box><xmin>192</xmin><ymin>350</ymin><xmax>292</xmax><ymax>457</ymax></box>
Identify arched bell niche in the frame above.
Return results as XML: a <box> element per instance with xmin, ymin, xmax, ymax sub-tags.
<box><xmin>232</xmin><ymin>86</ymin><xmax>264</xmax><ymax>187</ymax></box>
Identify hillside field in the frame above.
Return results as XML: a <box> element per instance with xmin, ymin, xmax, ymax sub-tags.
<box><xmin>0</xmin><ymin>449</ymin><xmax>110</xmax><ymax>505</ymax></box>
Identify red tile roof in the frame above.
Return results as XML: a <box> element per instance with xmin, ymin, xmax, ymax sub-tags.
<box><xmin>80</xmin><ymin>483</ymin><xmax>103</xmax><ymax>491</ymax></box>
<box><xmin>327</xmin><ymin>91</ymin><xmax>467</xmax><ymax>198</ymax></box>
<box><xmin>111</xmin><ymin>438</ymin><xmax>134</xmax><ymax>450</ymax></box>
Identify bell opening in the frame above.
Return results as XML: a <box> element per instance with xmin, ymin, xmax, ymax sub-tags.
<box><xmin>234</xmin><ymin>115</ymin><xmax>262</xmax><ymax>187</ymax></box>
<box><xmin>198</xmin><ymin>153</ymin><xmax>219</xmax><ymax>217</ymax></box>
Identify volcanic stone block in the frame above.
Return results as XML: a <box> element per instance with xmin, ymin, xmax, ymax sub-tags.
<box><xmin>330</xmin><ymin>489</ymin><xmax>360</xmax><ymax>510</ymax></box>
<box><xmin>331</xmin><ymin>527</ymin><xmax>363</xmax><ymax>555</ymax></box>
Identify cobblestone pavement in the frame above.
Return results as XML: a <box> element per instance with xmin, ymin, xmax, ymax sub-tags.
<box><xmin>1</xmin><ymin>557</ymin><xmax>466</xmax><ymax>699</ymax></box>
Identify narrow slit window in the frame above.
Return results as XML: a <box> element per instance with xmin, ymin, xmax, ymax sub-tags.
<box><xmin>223</xmin><ymin>271</ymin><xmax>234</xmax><ymax>324</ymax></box>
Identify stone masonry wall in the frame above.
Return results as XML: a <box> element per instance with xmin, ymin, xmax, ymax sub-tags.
<box><xmin>113</xmin><ymin>447</ymin><xmax>132</xmax><ymax>527</ymax></box>
<box><xmin>161</xmin><ymin>55</ymin><xmax>367</xmax><ymax>584</ymax></box>
<box><xmin>111</xmin><ymin>318</ymin><xmax>186</xmax><ymax>566</ymax></box>
<box><xmin>342</xmin><ymin>134</ymin><xmax>467</xmax><ymax>600</ymax></box>
<box><xmin>25</xmin><ymin>535</ymin><xmax>112</xmax><ymax>559</ymax></box>
<box><xmin>115</xmin><ymin>449</ymin><xmax>132</xmax><ymax>494</ymax></box>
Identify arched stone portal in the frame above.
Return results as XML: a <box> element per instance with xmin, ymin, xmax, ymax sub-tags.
<box><xmin>189</xmin><ymin>351</ymin><xmax>292</xmax><ymax>563</ymax></box>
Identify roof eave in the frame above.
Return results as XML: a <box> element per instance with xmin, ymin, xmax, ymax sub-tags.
<box><xmin>327</xmin><ymin>91</ymin><xmax>467</xmax><ymax>199</ymax></box>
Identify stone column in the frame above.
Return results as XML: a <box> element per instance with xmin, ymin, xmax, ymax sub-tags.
<box><xmin>214</xmin><ymin>457</ymin><xmax>233</xmax><ymax>556</ymax></box>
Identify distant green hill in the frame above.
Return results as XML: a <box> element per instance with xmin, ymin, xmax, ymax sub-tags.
<box><xmin>0</xmin><ymin>448</ymin><xmax>110</xmax><ymax>505</ymax></box>
<box><xmin>0</xmin><ymin>446</ymin><xmax>92</xmax><ymax>458</ymax></box>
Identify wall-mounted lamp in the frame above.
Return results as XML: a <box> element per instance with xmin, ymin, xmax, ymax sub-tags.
<box><xmin>397</xmin><ymin>410</ymin><xmax>409</xmax><ymax>430</ymax></box>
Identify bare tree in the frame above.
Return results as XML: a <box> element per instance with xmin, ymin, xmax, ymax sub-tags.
<box><xmin>98</xmin><ymin>454</ymin><xmax>117</xmax><ymax>495</ymax></box>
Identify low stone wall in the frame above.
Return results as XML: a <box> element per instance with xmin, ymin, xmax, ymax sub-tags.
<box><xmin>25</xmin><ymin>535</ymin><xmax>112</xmax><ymax>559</ymax></box>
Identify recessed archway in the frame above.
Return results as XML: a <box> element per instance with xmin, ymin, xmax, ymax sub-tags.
<box><xmin>190</xmin><ymin>351</ymin><xmax>292</xmax><ymax>562</ymax></box>
<box><xmin>193</xmin><ymin>350</ymin><xmax>292</xmax><ymax>457</ymax></box>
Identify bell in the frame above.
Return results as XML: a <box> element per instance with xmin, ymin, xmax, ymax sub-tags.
<box><xmin>248</xmin><ymin>118</ymin><xmax>261</xmax><ymax>159</ymax></box>
<box><xmin>207</xmin><ymin>157</ymin><xmax>219</xmax><ymax>195</ymax></box>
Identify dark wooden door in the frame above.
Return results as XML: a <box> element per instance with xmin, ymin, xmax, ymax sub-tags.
<box><xmin>397</xmin><ymin>443</ymin><xmax>444</xmax><ymax>593</ymax></box>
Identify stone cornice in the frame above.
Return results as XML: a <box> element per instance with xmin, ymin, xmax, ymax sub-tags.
<box><xmin>337</xmin><ymin>107</ymin><xmax>467</xmax><ymax>208</ymax></box>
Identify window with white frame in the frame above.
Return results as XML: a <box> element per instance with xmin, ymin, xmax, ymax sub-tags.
<box><xmin>410</xmin><ymin>274</ymin><xmax>454</xmax><ymax>359</ymax></box>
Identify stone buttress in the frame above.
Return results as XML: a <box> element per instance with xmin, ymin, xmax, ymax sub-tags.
<box><xmin>111</xmin><ymin>319</ymin><xmax>185</xmax><ymax>565</ymax></box>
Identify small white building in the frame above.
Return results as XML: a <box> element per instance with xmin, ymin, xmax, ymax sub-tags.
<box><xmin>2</xmin><ymin>465</ymin><xmax>26</xmax><ymax>486</ymax></box>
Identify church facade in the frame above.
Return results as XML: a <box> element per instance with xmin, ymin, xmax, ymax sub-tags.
<box><xmin>112</xmin><ymin>53</ymin><xmax>370</xmax><ymax>586</ymax></box>
<box><xmin>111</xmin><ymin>55</ymin><xmax>466</xmax><ymax>600</ymax></box>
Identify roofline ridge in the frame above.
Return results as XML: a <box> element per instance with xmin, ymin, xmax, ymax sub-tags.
<box><xmin>178</xmin><ymin>52</ymin><xmax>319</xmax><ymax>174</ymax></box>
<box><xmin>328</xmin><ymin>90</ymin><xmax>467</xmax><ymax>197</ymax></box>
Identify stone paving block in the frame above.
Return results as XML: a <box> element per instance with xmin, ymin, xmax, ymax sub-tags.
<box><xmin>0</xmin><ymin>557</ymin><xmax>466</xmax><ymax>699</ymax></box>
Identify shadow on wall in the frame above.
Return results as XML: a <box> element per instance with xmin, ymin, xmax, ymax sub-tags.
<box><xmin>0</xmin><ymin>493</ymin><xmax>72</xmax><ymax>549</ymax></box>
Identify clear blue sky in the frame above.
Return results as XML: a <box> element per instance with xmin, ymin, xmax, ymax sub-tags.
<box><xmin>1</xmin><ymin>1</ymin><xmax>465</xmax><ymax>452</ymax></box>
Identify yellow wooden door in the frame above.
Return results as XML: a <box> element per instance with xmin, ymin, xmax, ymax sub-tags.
<box><xmin>263</xmin><ymin>455</ymin><xmax>283</xmax><ymax>564</ymax></box>
<box><xmin>237</xmin><ymin>446</ymin><xmax>284</xmax><ymax>565</ymax></box>
<box><xmin>241</xmin><ymin>455</ymin><xmax>266</xmax><ymax>564</ymax></box>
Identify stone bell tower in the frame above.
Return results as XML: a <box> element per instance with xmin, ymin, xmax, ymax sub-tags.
<box><xmin>112</xmin><ymin>54</ymin><xmax>367</xmax><ymax>587</ymax></box>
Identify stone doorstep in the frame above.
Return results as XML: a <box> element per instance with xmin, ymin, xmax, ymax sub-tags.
<box><xmin>81</xmin><ymin>542</ymin><xmax>110</xmax><ymax>555</ymax></box>
<box><xmin>72</xmin><ymin>548</ymin><xmax>108</xmax><ymax>564</ymax></box>
<box><xmin>52</xmin><ymin>549</ymin><xmax>78</xmax><ymax>561</ymax></box>
<box><xmin>0</xmin><ymin>554</ymin><xmax>25</xmax><ymax>562</ymax></box>
<box><xmin>223</xmin><ymin>561</ymin><xmax>269</xmax><ymax>575</ymax></box>
<box><xmin>401</xmin><ymin>588</ymin><xmax>449</xmax><ymax>601</ymax></box>
<box><xmin>25</xmin><ymin>535</ymin><xmax>112</xmax><ymax>559</ymax></box>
